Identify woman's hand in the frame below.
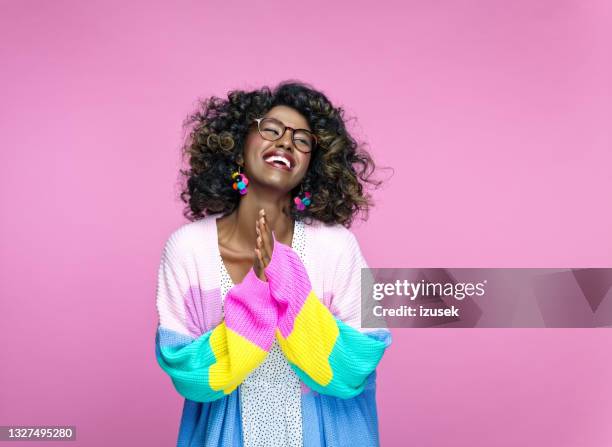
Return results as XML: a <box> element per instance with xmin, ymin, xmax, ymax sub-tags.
<box><xmin>253</xmin><ymin>209</ymin><xmax>274</xmax><ymax>281</ymax></box>
<box><xmin>253</xmin><ymin>249</ymin><xmax>266</xmax><ymax>282</ymax></box>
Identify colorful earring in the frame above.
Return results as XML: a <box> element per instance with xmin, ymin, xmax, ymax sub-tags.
<box><xmin>231</xmin><ymin>168</ymin><xmax>249</xmax><ymax>195</ymax></box>
<box><xmin>293</xmin><ymin>190</ymin><xmax>312</xmax><ymax>211</ymax></box>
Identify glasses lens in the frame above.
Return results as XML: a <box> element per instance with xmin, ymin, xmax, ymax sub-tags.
<box><xmin>259</xmin><ymin>118</ymin><xmax>284</xmax><ymax>141</ymax></box>
<box><xmin>293</xmin><ymin>130</ymin><xmax>315</xmax><ymax>153</ymax></box>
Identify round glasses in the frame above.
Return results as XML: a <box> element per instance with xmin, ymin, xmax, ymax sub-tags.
<box><xmin>254</xmin><ymin>117</ymin><xmax>317</xmax><ymax>153</ymax></box>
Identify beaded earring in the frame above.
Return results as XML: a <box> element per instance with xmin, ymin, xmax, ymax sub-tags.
<box><xmin>231</xmin><ymin>167</ymin><xmax>249</xmax><ymax>195</ymax></box>
<box><xmin>293</xmin><ymin>188</ymin><xmax>312</xmax><ymax>211</ymax></box>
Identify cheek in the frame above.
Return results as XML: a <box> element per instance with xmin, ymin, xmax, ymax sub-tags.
<box><xmin>296</xmin><ymin>156</ymin><xmax>312</xmax><ymax>179</ymax></box>
<box><xmin>243</xmin><ymin>134</ymin><xmax>262</xmax><ymax>162</ymax></box>
<box><xmin>299</xmin><ymin>155</ymin><xmax>312</xmax><ymax>173</ymax></box>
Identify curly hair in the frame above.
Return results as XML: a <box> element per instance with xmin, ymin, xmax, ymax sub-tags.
<box><xmin>178</xmin><ymin>80</ymin><xmax>382</xmax><ymax>228</ymax></box>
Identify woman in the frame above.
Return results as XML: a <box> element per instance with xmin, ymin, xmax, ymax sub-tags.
<box><xmin>155</xmin><ymin>81</ymin><xmax>392</xmax><ymax>447</ymax></box>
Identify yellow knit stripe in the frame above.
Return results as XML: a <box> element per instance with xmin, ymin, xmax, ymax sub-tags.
<box><xmin>276</xmin><ymin>291</ymin><xmax>339</xmax><ymax>386</ymax></box>
<box><xmin>208</xmin><ymin>322</ymin><xmax>268</xmax><ymax>394</ymax></box>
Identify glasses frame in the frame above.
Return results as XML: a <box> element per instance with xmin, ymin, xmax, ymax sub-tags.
<box><xmin>253</xmin><ymin>117</ymin><xmax>318</xmax><ymax>153</ymax></box>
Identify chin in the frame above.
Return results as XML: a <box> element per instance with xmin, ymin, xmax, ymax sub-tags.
<box><xmin>258</xmin><ymin>179</ymin><xmax>297</xmax><ymax>195</ymax></box>
<box><xmin>247</xmin><ymin>163</ymin><xmax>301</xmax><ymax>193</ymax></box>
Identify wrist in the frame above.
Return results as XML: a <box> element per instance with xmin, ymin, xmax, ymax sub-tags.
<box><xmin>263</xmin><ymin>236</ymin><xmax>291</xmax><ymax>289</ymax></box>
<box><xmin>264</xmin><ymin>235</ymin><xmax>312</xmax><ymax>305</ymax></box>
<box><xmin>225</xmin><ymin>267</ymin><xmax>273</xmax><ymax>308</ymax></box>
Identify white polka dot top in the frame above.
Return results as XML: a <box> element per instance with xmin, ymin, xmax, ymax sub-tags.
<box><xmin>219</xmin><ymin>220</ymin><xmax>306</xmax><ymax>447</ymax></box>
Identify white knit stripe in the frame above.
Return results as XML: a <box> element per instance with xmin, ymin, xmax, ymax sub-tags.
<box><xmin>156</xmin><ymin>231</ymin><xmax>190</xmax><ymax>336</ymax></box>
<box><xmin>303</xmin><ymin>222</ymin><xmax>390</xmax><ymax>334</ymax></box>
<box><xmin>156</xmin><ymin>217</ymin><xmax>226</xmax><ymax>337</ymax></box>
<box><xmin>194</xmin><ymin>216</ymin><xmax>221</xmax><ymax>303</ymax></box>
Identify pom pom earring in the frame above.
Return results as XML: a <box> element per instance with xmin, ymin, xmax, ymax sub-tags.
<box><xmin>293</xmin><ymin>189</ymin><xmax>311</xmax><ymax>211</ymax></box>
<box><xmin>231</xmin><ymin>167</ymin><xmax>249</xmax><ymax>195</ymax></box>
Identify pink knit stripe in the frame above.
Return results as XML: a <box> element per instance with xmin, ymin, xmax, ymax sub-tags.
<box><xmin>265</xmin><ymin>238</ymin><xmax>312</xmax><ymax>338</ymax></box>
<box><xmin>277</xmin><ymin>298</ymin><xmax>306</xmax><ymax>339</ymax></box>
<box><xmin>223</xmin><ymin>268</ymin><xmax>278</xmax><ymax>351</ymax></box>
<box><xmin>184</xmin><ymin>286</ymin><xmax>223</xmax><ymax>338</ymax></box>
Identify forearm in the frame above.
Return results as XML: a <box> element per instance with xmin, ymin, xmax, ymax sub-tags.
<box><xmin>265</xmin><ymin>239</ymin><xmax>390</xmax><ymax>399</ymax></box>
<box><xmin>156</xmin><ymin>268</ymin><xmax>278</xmax><ymax>402</ymax></box>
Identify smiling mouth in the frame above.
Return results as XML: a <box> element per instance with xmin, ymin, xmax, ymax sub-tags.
<box><xmin>263</xmin><ymin>154</ymin><xmax>293</xmax><ymax>171</ymax></box>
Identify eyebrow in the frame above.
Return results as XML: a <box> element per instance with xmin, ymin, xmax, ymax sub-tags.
<box><xmin>266</xmin><ymin>116</ymin><xmax>311</xmax><ymax>131</ymax></box>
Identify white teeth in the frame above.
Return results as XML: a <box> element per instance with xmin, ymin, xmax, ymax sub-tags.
<box><xmin>264</xmin><ymin>155</ymin><xmax>291</xmax><ymax>168</ymax></box>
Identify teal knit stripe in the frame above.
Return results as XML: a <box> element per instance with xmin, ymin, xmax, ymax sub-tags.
<box><xmin>286</xmin><ymin>319</ymin><xmax>392</xmax><ymax>399</ymax></box>
<box><xmin>155</xmin><ymin>326</ymin><xmax>225</xmax><ymax>402</ymax></box>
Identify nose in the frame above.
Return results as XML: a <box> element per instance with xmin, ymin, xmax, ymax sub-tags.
<box><xmin>275</xmin><ymin>127</ymin><xmax>295</xmax><ymax>151</ymax></box>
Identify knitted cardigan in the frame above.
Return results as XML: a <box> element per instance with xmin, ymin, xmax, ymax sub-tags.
<box><xmin>155</xmin><ymin>214</ymin><xmax>392</xmax><ymax>446</ymax></box>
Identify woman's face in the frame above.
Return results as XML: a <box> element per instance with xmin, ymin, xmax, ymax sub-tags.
<box><xmin>242</xmin><ymin>105</ymin><xmax>312</xmax><ymax>195</ymax></box>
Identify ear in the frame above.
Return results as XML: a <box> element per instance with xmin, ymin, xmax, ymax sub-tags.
<box><xmin>236</xmin><ymin>154</ymin><xmax>245</xmax><ymax>167</ymax></box>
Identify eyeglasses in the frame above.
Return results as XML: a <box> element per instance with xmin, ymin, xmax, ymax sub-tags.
<box><xmin>253</xmin><ymin>117</ymin><xmax>317</xmax><ymax>153</ymax></box>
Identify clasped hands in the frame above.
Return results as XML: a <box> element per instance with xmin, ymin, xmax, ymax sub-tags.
<box><xmin>251</xmin><ymin>208</ymin><xmax>296</xmax><ymax>313</ymax></box>
<box><xmin>253</xmin><ymin>208</ymin><xmax>275</xmax><ymax>282</ymax></box>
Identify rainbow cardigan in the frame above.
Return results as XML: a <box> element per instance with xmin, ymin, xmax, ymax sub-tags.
<box><xmin>155</xmin><ymin>215</ymin><xmax>392</xmax><ymax>446</ymax></box>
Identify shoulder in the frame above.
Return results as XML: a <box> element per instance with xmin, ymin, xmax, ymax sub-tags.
<box><xmin>162</xmin><ymin>214</ymin><xmax>220</xmax><ymax>258</ymax></box>
<box><xmin>303</xmin><ymin>220</ymin><xmax>362</xmax><ymax>259</ymax></box>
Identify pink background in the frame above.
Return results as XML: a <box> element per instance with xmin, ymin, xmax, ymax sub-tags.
<box><xmin>1</xmin><ymin>0</ymin><xmax>611</xmax><ymax>446</ymax></box>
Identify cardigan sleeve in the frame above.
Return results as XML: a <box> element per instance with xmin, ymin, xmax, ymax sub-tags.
<box><xmin>155</xmin><ymin>233</ymin><xmax>278</xmax><ymax>402</ymax></box>
<box><xmin>265</xmin><ymin>231</ymin><xmax>392</xmax><ymax>399</ymax></box>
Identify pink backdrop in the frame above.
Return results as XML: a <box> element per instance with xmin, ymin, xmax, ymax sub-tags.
<box><xmin>1</xmin><ymin>1</ymin><xmax>611</xmax><ymax>445</ymax></box>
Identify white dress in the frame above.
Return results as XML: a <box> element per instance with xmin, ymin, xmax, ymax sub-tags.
<box><xmin>218</xmin><ymin>220</ymin><xmax>305</xmax><ymax>447</ymax></box>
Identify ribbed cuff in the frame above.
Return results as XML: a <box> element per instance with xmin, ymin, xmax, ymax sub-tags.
<box><xmin>223</xmin><ymin>267</ymin><xmax>278</xmax><ymax>351</ymax></box>
<box><xmin>264</xmin><ymin>234</ymin><xmax>312</xmax><ymax>304</ymax></box>
<box><xmin>236</xmin><ymin>267</ymin><xmax>271</xmax><ymax>305</ymax></box>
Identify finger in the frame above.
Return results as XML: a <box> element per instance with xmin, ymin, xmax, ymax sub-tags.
<box><xmin>258</xmin><ymin>239</ymin><xmax>271</xmax><ymax>267</ymax></box>
<box><xmin>258</xmin><ymin>249</ymin><xmax>266</xmax><ymax>267</ymax></box>
<box><xmin>260</xmin><ymin>216</ymin><xmax>274</xmax><ymax>256</ymax></box>
<box><xmin>259</xmin><ymin>226</ymin><xmax>270</xmax><ymax>259</ymax></box>
<box><xmin>257</xmin><ymin>219</ymin><xmax>267</xmax><ymax>249</ymax></box>
<box><xmin>256</xmin><ymin>220</ymin><xmax>264</xmax><ymax>252</ymax></box>
<box><xmin>253</xmin><ymin>249</ymin><xmax>259</xmax><ymax>270</ymax></box>
<box><xmin>261</xmin><ymin>250</ymin><xmax>271</xmax><ymax>267</ymax></box>
<box><xmin>259</xmin><ymin>215</ymin><xmax>269</xmax><ymax>242</ymax></box>
<box><xmin>258</xmin><ymin>252</ymin><xmax>269</xmax><ymax>278</ymax></box>
<box><xmin>254</xmin><ymin>249</ymin><xmax>266</xmax><ymax>280</ymax></box>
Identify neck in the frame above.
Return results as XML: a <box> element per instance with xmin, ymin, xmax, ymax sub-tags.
<box><xmin>220</xmin><ymin>185</ymin><xmax>294</xmax><ymax>250</ymax></box>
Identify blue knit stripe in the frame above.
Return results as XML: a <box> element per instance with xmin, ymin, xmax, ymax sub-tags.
<box><xmin>177</xmin><ymin>393</ymin><xmax>244</xmax><ymax>447</ymax></box>
<box><xmin>155</xmin><ymin>326</ymin><xmax>226</xmax><ymax>402</ymax></box>
<box><xmin>301</xmin><ymin>371</ymin><xmax>382</xmax><ymax>446</ymax></box>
